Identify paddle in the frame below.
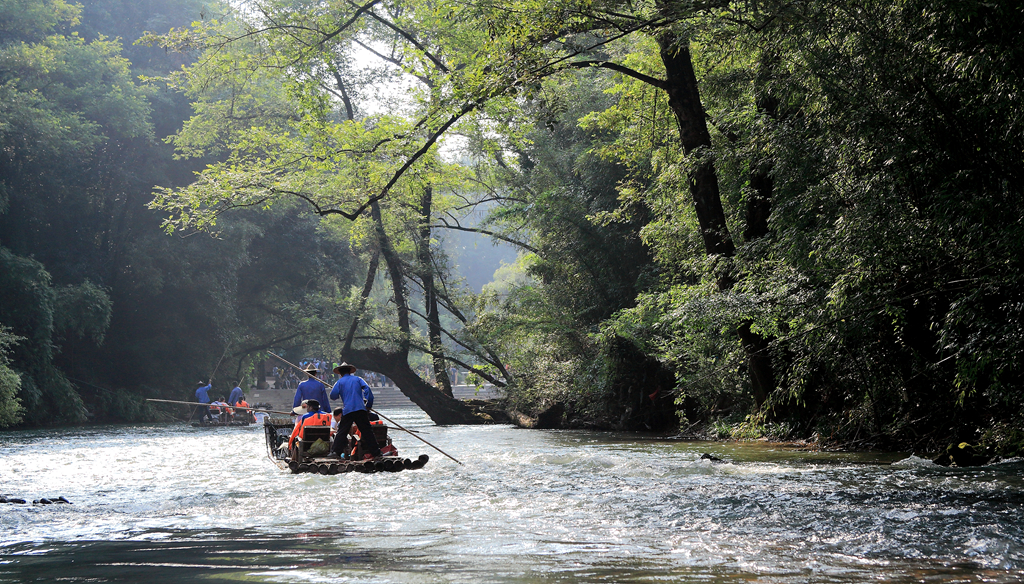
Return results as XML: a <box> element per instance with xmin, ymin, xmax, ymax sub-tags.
<box><xmin>266</xmin><ymin>351</ymin><xmax>463</xmax><ymax>465</ymax></box>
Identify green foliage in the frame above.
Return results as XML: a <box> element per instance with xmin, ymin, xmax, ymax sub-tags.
<box><xmin>54</xmin><ymin>281</ymin><xmax>113</xmax><ymax>344</ymax></box>
<box><xmin>0</xmin><ymin>247</ymin><xmax>91</xmax><ymax>424</ymax></box>
<box><xmin>0</xmin><ymin>0</ymin><xmax>79</xmax><ymax>43</ymax></box>
<box><xmin>0</xmin><ymin>327</ymin><xmax>25</xmax><ymax>427</ymax></box>
<box><xmin>467</xmin><ymin>0</ymin><xmax>1024</xmax><ymax>442</ymax></box>
<box><xmin>0</xmin><ymin>0</ymin><xmax>364</xmax><ymax>426</ymax></box>
<box><xmin>3</xmin><ymin>0</ymin><xmax>1017</xmax><ymax>443</ymax></box>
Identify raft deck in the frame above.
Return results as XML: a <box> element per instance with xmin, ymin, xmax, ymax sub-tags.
<box><xmin>271</xmin><ymin>454</ymin><xmax>430</xmax><ymax>475</ymax></box>
<box><xmin>263</xmin><ymin>416</ymin><xmax>429</xmax><ymax>475</ymax></box>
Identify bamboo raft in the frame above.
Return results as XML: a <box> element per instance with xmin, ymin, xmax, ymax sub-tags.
<box><xmin>273</xmin><ymin>453</ymin><xmax>430</xmax><ymax>475</ymax></box>
<box><xmin>263</xmin><ymin>416</ymin><xmax>429</xmax><ymax>475</ymax></box>
<box><xmin>191</xmin><ymin>419</ymin><xmax>254</xmax><ymax>427</ymax></box>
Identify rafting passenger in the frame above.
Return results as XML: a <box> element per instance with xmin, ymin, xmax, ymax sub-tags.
<box><xmin>210</xmin><ymin>397</ymin><xmax>229</xmax><ymax>422</ymax></box>
<box><xmin>288</xmin><ymin>399</ymin><xmax>331</xmax><ymax>451</ymax></box>
<box><xmin>236</xmin><ymin>395</ymin><xmax>254</xmax><ymax>423</ymax></box>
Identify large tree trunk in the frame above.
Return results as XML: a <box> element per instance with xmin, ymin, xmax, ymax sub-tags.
<box><xmin>418</xmin><ymin>186</ymin><xmax>453</xmax><ymax>397</ymax></box>
<box><xmin>658</xmin><ymin>30</ymin><xmax>776</xmax><ymax>406</ymax></box>
<box><xmin>340</xmin><ymin>200</ymin><xmax>483</xmax><ymax>424</ymax></box>
<box><xmin>345</xmin><ymin>346</ymin><xmax>484</xmax><ymax>425</ymax></box>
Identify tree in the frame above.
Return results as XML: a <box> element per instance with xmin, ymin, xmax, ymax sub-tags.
<box><xmin>144</xmin><ymin>1</ymin><xmax>518</xmax><ymax>424</ymax></box>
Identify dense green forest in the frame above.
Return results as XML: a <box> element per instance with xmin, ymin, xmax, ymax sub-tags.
<box><xmin>0</xmin><ymin>0</ymin><xmax>359</xmax><ymax>425</ymax></box>
<box><xmin>1</xmin><ymin>0</ymin><xmax>1022</xmax><ymax>454</ymax></box>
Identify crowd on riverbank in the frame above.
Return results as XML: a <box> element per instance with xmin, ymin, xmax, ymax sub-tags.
<box><xmin>269</xmin><ymin>360</ymin><xmax>396</xmax><ymax>389</ymax></box>
<box><xmin>267</xmin><ymin>359</ymin><xmax>465</xmax><ymax>390</ymax></box>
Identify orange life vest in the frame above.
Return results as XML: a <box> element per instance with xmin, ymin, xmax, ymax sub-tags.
<box><xmin>288</xmin><ymin>412</ymin><xmax>332</xmax><ymax>449</ymax></box>
<box><xmin>349</xmin><ymin>420</ymin><xmax>385</xmax><ymax>456</ymax></box>
<box><xmin>351</xmin><ymin>419</ymin><xmax>384</xmax><ymax>439</ymax></box>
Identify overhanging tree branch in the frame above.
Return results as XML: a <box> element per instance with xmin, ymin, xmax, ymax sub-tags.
<box><xmin>565</xmin><ymin>60</ymin><xmax>667</xmax><ymax>89</ymax></box>
<box><xmin>433</xmin><ymin>217</ymin><xmax>538</xmax><ymax>253</ymax></box>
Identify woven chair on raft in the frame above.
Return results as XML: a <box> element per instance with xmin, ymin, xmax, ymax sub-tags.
<box><xmin>290</xmin><ymin>426</ymin><xmax>331</xmax><ymax>462</ymax></box>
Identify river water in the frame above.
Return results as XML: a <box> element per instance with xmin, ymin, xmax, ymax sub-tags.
<box><xmin>1</xmin><ymin>408</ymin><xmax>1022</xmax><ymax>583</ymax></box>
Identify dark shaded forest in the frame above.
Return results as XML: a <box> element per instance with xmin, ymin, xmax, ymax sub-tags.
<box><xmin>0</xmin><ymin>0</ymin><xmax>358</xmax><ymax>425</ymax></box>
<box><xmin>1</xmin><ymin>0</ymin><xmax>1022</xmax><ymax>456</ymax></box>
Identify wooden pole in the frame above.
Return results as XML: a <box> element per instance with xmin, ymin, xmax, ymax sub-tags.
<box><xmin>268</xmin><ymin>351</ymin><xmax>326</xmax><ymax>385</ymax></box>
<box><xmin>267</xmin><ymin>351</ymin><xmax>463</xmax><ymax>465</ymax></box>
<box><xmin>188</xmin><ymin>348</ymin><xmax>229</xmax><ymax>423</ymax></box>
<box><xmin>368</xmin><ymin>409</ymin><xmax>462</xmax><ymax>465</ymax></box>
<box><xmin>147</xmin><ymin>398</ymin><xmax>293</xmax><ymax>417</ymax></box>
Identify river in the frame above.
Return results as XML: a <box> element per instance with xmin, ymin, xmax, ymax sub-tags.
<box><xmin>1</xmin><ymin>408</ymin><xmax>1022</xmax><ymax>583</ymax></box>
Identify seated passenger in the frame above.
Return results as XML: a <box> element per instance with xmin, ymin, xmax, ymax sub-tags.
<box><xmin>236</xmin><ymin>395</ymin><xmax>254</xmax><ymax>423</ymax></box>
<box><xmin>209</xmin><ymin>398</ymin><xmax>228</xmax><ymax>421</ymax></box>
<box><xmin>288</xmin><ymin>399</ymin><xmax>331</xmax><ymax>451</ymax></box>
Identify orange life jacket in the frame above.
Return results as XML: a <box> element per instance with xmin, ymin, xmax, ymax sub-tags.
<box><xmin>288</xmin><ymin>412</ymin><xmax>332</xmax><ymax>449</ymax></box>
<box><xmin>350</xmin><ymin>420</ymin><xmax>385</xmax><ymax>456</ymax></box>
<box><xmin>351</xmin><ymin>419</ymin><xmax>384</xmax><ymax>439</ymax></box>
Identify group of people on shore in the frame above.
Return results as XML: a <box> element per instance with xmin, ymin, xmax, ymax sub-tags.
<box><xmin>194</xmin><ymin>382</ymin><xmax>255</xmax><ymax>424</ymax></box>
<box><xmin>286</xmin><ymin>361</ymin><xmax>393</xmax><ymax>460</ymax></box>
<box><xmin>278</xmin><ymin>359</ymin><xmax>395</xmax><ymax>389</ymax></box>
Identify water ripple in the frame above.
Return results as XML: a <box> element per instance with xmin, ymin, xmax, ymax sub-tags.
<box><xmin>1</xmin><ymin>413</ymin><xmax>1022</xmax><ymax>582</ymax></box>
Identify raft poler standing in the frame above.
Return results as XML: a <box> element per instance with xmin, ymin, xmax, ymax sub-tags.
<box><xmin>328</xmin><ymin>362</ymin><xmax>382</xmax><ymax>459</ymax></box>
<box><xmin>293</xmin><ymin>364</ymin><xmax>331</xmax><ymax>414</ymax></box>
<box><xmin>195</xmin><ymin>381</ymin><xmax>213</xmax><ymax>422</ymax></box>
<box><xmin>228</xmin><ymin>383</ymin><xmax>244</xmax><ymax>407</ymax></box>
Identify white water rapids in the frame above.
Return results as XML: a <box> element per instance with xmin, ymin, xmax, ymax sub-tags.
<box><xmin>1</xmin><ymin>408</ymin><xmax>1022</xmax><ymax>583</ymax></box>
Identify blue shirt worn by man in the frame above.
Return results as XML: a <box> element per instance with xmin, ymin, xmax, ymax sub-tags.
<box><xmin>195</xmin><ymin>384</ymin><xmax>211</xmax><ymax>404</ymax></box>
<box><xmin>330</xmin><ymin>374</ymin><xmax>374</xmax><ymax>414</ymax></box>
<box><xmin>293</xmin><ymin>378</ymin><xmax>331</xmax><ymax>411</ymax></box>
<box><xmin>228</xmin><ymin>386</ymin><xmax>244</xmax><ymax>406</ymax></box>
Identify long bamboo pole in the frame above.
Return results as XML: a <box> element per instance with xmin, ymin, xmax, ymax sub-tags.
<box><xmin>188</xmin><ymin>348</ymin><xmax>230</xmax><ymax>423</ymax></box>
<box><xmin>267</xmin><ymin>351</ymin><xmax>463</xmax><ymax>465</ymax></box>
<box><xmin>147</xmin><ymin>398</ymin><xmax>292</xmax><ymax>416</ymax></box>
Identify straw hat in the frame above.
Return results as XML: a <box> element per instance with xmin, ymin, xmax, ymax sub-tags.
<box><xmin>333</xmin><ymin>362</ymin><xmax>356</xmax><ymax>374</ymax></box>
<box><xmin>292</xmin><ymin>399</ymin><xmax>320</xmax><ymax>415</ymax></box>
<box><xmin>301</xmin><ymin>364</ymin><xmax>319</xmax><ymax>375</ymax></box>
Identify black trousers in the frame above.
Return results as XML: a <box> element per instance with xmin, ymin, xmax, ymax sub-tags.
<box><xmin>331</xmin><ymin>409</ymin><xmax>382</xmax><ymax>457</ymax></box>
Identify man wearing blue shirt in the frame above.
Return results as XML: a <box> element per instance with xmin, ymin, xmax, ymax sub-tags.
<box><xmin>228</xmin><ymin>384</ymin><xmax>244</xmax><ymax>406</ymax></box>
<box><xmin>328</xmin><ymin>362</ymin><xmax>382</xmax><ymax>459</ymax></box>
<box><xmin>195</xmin><ymin>381</ymin><xmax>213</xmax><ymax>422</ymax></box>
<box><xmin>293</xmin><ymin>365</ymin><xmax>331</xmax><ymax>413</ymax></box>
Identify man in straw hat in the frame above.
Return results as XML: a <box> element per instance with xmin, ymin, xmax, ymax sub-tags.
<box><xmin>293</xmin><ymin>362</ymin><xmax>331</xmax><ymax>414</ymax></box>
<box><xmin>195</xmin><ymin>380</ymin><xmax>213</xmax><ymax>423</ymax></box>
<box><xmin>327</xmin><ymin>362</ymin><xmax>383</xmax><ymax>459</ymax></box>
